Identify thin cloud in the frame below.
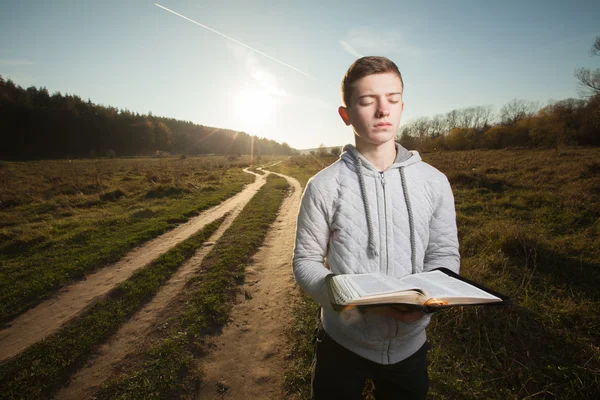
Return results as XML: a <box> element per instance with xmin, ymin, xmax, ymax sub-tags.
<box><xmin>154</xmin><ymin>3</ymin><xmax>314</xmax><ymax>79</ymax></box>
<box><xmin>286</xmin><ymin>93</ymin><xmax>334</xmax><ymax>110</ymax></box>
<box><xmin>0</xmin><ymin>72</ymin><xmax>34</xmax><ymax>83</ymax></box>
<box><xmin>538</xmin><ymin>32</ymin><xmax>598</xmax><ymax>55</ymax></box>
<box><xmin>228</xmin><ymin>43</ymin><xmax>288</xmax><ymax>97</ymax></box>
<box><xmin>341</xmin><ymin>27</ymin><xmax>422</xmax><ymax>58</ymax></box>
<box><xmin>339</xmin><ymin>40</ymin><xmax>362</xmax><ymax>58</ymax></box>
<box><xmin>0</xmin><ymin>59</ymin><xmax>35</xmax><ymax>66</ymax></box>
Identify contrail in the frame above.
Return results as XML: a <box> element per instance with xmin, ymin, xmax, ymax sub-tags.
<box><xmin>154</xmin><ymin>3</ymin><xmax>315</xmax><ymax>79</ymax></box>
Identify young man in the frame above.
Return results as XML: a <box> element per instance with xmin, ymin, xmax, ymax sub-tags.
<box><xmin>292</xmin><ymin>56</ymin><xmax>460</xmax><ymax>399</ymax></box>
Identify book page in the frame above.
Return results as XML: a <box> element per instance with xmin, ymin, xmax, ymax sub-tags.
<box><xmin>337</xmin><ymin>273</ymin><xmax>419</xmax><ymax>298</ymax></box>
<box><xmin>401</xmin><ymin>271</ymin><xmax>500</xmax><ymax>302</ymax></box>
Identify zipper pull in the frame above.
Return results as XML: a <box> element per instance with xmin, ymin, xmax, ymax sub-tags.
<box><xmin>380</xmin><ymin>171</ymin><xmax>386</xmax><ymax>186</ymax></box>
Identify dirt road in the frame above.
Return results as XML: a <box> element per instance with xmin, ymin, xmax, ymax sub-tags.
<box><xmin>195</xmin><ymin>171</ymin><xmax>302</xmax><ymax>399</ymax></box>
<box><xmin>55</xmin><ymin>196</ymin><xmax>251</xmax><ymax>399</ymax></box>
<box><xmin>2</xmin><ymin>167</ymin><xmax>304</xmax><ymax>400</ymax></box>
<box><xmin>0</xmin><ymin>169</ymin><xmax>266</xmax><ymax>362</ymax></box>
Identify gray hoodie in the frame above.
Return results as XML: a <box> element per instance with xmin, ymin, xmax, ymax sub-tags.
<box><xmin>293</xmin><ymin>143</ymin><xmax>460</xmax><ymax>364</ymax></box>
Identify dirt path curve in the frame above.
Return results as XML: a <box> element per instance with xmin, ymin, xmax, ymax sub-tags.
<box><xmin>0</xmin><ymin>169</ymin><xmax>266</xmax><ymax>362</ymax></box>
<box><xmin>196</xmin><ymin>171</ymin><xmax>302</xmax><ymax>400</ymax></box>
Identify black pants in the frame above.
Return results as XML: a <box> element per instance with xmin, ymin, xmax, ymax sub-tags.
<box><xmin>311</xmin><ymin>329</ymin><xmax>429</xmax><ymax>400</ymax></box>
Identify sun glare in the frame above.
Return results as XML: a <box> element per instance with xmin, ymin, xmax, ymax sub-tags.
<box><xmin>232</xmin><ymin>86</ymin><xmax>275</xmax><ymax>127</ymax></box>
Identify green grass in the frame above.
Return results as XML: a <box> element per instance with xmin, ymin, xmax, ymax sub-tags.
<box><xmin>281</xmin><ymin>147</ymin><xmax>600</xmax><ymax>399</ymax></box>
<box><xmin>0</xmin><ymin>157</ymin><xmax>257</xmax><ymax>323</ymax></box>
<box><xmin>283</xmin><ymin>294</ymin><xmax>320</xmax><ymax>400</ymax></box>
<box><xmin>0</xmin><ymin>216</ymin><xmax>226</xmax><ymax>400</ymax></box>
<box><xmin>268</xmin><ymin>156</ymin><xmax>332</xmax><ymax>399</ymax></box>
<box><xmin>93</xmin><ymin>174</ymin><xmax>291</xmax><ymax>399</ymax></box>
<box><xmin>266</xmin><ymin>154</ymin><xmax>337</xmax><ymax>188</ymax></box>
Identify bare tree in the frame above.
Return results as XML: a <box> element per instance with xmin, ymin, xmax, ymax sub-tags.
<box><xmin>445</xmin><ymin>109</ymin><xmax>460</xmax><ymax>131</ymax></box>
<box><xmin>445</xmin><ymin>105</ymin><xmax>495</xmax><ymax>130</ymax></box>
<box><xmin>412</xmin><ymin>117</ymin><xmax>431</xmax><ymax>138</ymax></box>
<box><xmin>471</xmin><ymin>105</ymin><xmax>494</xmax><ymax>129</ymax></box>
<box><xmin>591</xmin><ymin>36</ymin><xmax>600</xmax><ymax>57</ymax></box>
<box><xmin>575</xmin><ymin>68</ymin><xmax>600</xmax><ymax>97</ymax></box>
<box><xmin>429</xmin><ymin>114</ymin><xmax>446</xmax><ymax>137</ymax></box>
<box><xmin>575</xmin><ymin>36</ymin><xmax>600</xmax><ymax>97</ymax></box>
<box><xmin>499</xmin><ymin>99</ymin><xmax>540</xmax><ymax>125</ymax></box>
<box><xmin>458</xmin><ymin>107</ymin><xmax>476</xmax><ymax>129</ymax></box>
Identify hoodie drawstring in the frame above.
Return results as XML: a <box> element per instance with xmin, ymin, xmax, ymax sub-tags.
<box><xmin>355</xmin><ymin>157</ymin><xmax>378</xmax><ymax>258</ymax></box>
<box><xmin>400</xmin><ymin>167</ymin><xmax>416</xmax><ymax>274</ymax></box>
<box><xmin>354</xmin><ymin>157</ymin><xmax>417</xmax><ymax>273</ymax></box>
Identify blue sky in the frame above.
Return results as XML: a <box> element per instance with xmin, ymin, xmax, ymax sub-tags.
<box><xmin>1</xmin><ymin>0</ymin><xmax>598</xmax><ymax>149</ymax></box>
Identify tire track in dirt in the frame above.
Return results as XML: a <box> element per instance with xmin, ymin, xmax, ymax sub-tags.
<box><xmin>195</xmin><ymin>171</ymin><xmax>302</xmax><ymax>400</ymax></box>
<box><xmin>54</xmin><ymin>188</ymin><xmax>258</xmax><ymax>400</ymax></box>
<box><xmin>0</xmin><ymin>169</ymin><xmax>265</xmax><ymax>362</ymax></box>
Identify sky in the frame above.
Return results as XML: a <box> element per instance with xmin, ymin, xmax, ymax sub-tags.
<box><xmin>1</xmin><ymin>0</ymin><xmax>599</xmax><ymax>150</ymax></box>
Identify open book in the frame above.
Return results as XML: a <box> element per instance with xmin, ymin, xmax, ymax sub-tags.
<box><xmin>326</xmin><ymin>268</ymin><xmax>511</xmax><ymax>312</ymax></box>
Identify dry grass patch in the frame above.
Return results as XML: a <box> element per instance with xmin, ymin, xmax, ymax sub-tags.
<box><xmin>0</xmin><ymin>157</ymin><xmax>256</xmax><ymax>322</ymax></box>
<box><xmin>283</xmin><ymin>147</ymin><xmax>600</xmax><ymax>399</ymax></box>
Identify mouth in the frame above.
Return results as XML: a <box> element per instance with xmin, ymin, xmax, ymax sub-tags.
<box><xmin>374</xmin><ymin>122</ymin><xmax>392</xmax><ymax>128</ymax></box>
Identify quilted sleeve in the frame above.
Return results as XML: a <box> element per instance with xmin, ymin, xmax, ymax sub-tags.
<box><xmin>423</xmin><ymin>177</ymin><xmax>460</xmax><ymax>274</ymax></box>
<box><xmin>292</xmin><ymin>180</ymin><xmax>333</xmax><ymax>309</ymax></box>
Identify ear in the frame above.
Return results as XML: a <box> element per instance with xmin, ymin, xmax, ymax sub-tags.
<box><xmin>338</xmin><ymin>106</ymin><xmax>351</xmax><ymax>126</ymax></box>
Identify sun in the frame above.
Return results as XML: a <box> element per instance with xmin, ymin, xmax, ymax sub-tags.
<box><xmin>232</xmin><ymin>86</ymin><xmax>275</xmax><ymax>127</ymax></box>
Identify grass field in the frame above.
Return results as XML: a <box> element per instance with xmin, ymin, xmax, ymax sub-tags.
<box><xmin>0</xmin><ymin>156</ymin><xmax>283</xmax><ymax>322</ymax></box>
<box><xmin>266</xmin><ymin>154</ymin><xmax>336</xmax><ymax>188</ymax></box>
<box><xmin>281</xmin><ymin>147</ymin><xmax>600</xmax><ymax>399</ymax></box>
<box><xmin>0</xmin><ymin>216</ymin><xmax>226</xmax><ymax>399</ymax></box>
<box><xmin>1</xmin><ymin>148</ymin><xmax>598</xmax><ymax>399</ymax></box>
<box><xmin>94</xmin><ymin>174</ymin><xmax>290</xmax><ymax>399</ymax></box>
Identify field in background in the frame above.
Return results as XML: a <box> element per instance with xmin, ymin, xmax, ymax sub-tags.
<box><xmin>282</xmin><ymin>148</ymin><xmax>600</xmax><ymax>399</ymax></box>
<box><xmin>0</xmin><ymin>155</ymin><xmax>283</xmax><ymax>322</ymax></box>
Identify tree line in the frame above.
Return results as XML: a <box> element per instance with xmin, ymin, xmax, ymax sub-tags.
<box><xmin>0</xmin><ymin>76</ymin><xmax>296</xmax><ymax>160</ymax></box>
<box><xmin>399</xmin><ymin>36</ymin><xmax>600</xmax><ymax>151</ymax></box>
<box><xmin>397</xmin><ymin>96</ymin><xmax>600</xmax><ymax>151</ymax></box>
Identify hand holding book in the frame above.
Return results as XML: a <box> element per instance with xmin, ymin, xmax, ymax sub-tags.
<box><xmin>368</xmin><ymin>305</ymin><xmax>426</xmax><ymax>323</ymax></box>
<box><xmin>326</xmin><ymin>268</ymin><xmax>511</xmax><ymax>313</ymax></box>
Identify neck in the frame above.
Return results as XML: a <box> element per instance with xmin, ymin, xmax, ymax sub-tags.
<box><xmin>355</xmin><ymin>139</ymin><xmax>397</xmax><ymax>171</ymax></box>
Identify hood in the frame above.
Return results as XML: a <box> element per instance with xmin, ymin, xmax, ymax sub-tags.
<box><xmin>340</xmin><ymin>143</ymin><xmax>421</xmax><ymax>176</ymax></box>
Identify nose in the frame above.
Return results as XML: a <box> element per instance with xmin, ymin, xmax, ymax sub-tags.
<box><xmin>376</xmin><ymin>100</ymin><xmax>389</xmax><ymax>118</ymax></box>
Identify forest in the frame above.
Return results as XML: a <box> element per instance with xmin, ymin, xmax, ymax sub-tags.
<box><xmin>0</xmin><ymin>76</ymin><xmax>296</xmax><ymax>160</ymax></box>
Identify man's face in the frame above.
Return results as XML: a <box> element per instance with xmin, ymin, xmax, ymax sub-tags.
<box><xmin>339</xmin><ymin>72</ymin><xmax>404</xmax><ymax>147</ymax></box>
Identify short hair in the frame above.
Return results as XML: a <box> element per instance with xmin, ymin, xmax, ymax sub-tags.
<box><xmin>341</xmin><ymin>56</ymin><xmax>404</xmax><ymax>107</ymax></box>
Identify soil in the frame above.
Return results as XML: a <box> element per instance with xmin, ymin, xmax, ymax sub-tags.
<box><xmin>194</xmin><ymin>171</ymin><xmax>301</xmax><ymax>399</ymax></box>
